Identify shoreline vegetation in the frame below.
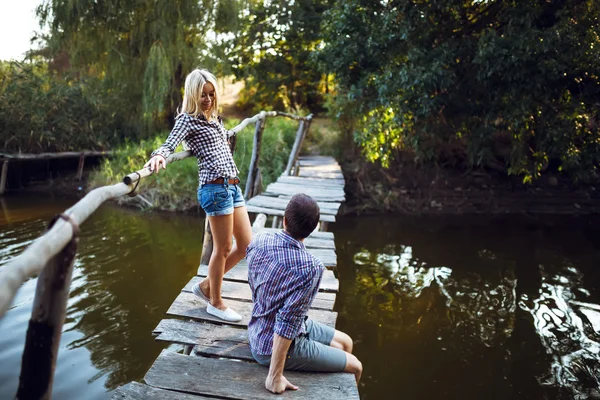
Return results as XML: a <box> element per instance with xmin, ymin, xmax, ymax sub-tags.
<box><xmin>87</xmin><ymin>116</ymin><xmax>338</xmax><ymax>212</ymax></box>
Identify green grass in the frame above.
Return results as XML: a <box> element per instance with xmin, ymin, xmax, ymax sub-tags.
<box><xmin>89</xmin><ymin>117</ymin><xmax>300</xmax><ymax>211</ymax></box>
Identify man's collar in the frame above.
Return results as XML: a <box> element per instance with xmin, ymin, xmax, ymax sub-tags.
<box><xmin>276</xmin><ymin>230</ymin><xmax>305</xmax><ymax>249</ymax></box>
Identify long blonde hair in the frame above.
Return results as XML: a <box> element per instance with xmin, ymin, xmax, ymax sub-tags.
<box><xmin>178</xmin><ymin>69</ymin><xmax>220</xmax><ymax>121</ymax></box>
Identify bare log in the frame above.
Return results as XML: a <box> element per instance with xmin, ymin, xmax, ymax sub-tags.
<box><xmin>16</xmin><ymin>227</ymin><xmax>78</xmax><ymax>400</ymax></box>
<box><xmin>0</xmin><ymin>160</ymin><xmax>8</xmax><ymax>195</ymax></box>
<box><xmin>244</xmin><ymin>117</ymin><xmax>267</xmax><ymax>200</ymax></box>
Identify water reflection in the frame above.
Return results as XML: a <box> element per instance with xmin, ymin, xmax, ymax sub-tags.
<box><xmin>0</xmin><ymin>195</ymin><xmax>205</xmax><ymax>398</ymax></box>
<box><xmin>333</xmin><ymin>215</ymin><xmax>600</xmax><ymax>399</ymax></box>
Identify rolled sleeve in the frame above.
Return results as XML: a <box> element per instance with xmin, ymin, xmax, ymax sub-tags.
<box><xmin>151</xmin><ymin>114</ymin><xmax>190</xmax><ymax>159</ymax></box>
<box><xmin>273</xmin><ymin>274</ymin><xmax>320</xmax><ymax>340</ymax></box>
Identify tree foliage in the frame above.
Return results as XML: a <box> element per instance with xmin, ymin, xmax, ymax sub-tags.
<box><xmin>0</xmin><ymin>62</ymin><xmax>137</xmax><ymax>152</ymax></box>
<box><xmin>37</xmin><ymin>0</ymin><xmax>211</xmax><ymax>132</ymax></box>
<box><xmin>319</xmin><ymin>0</ymin><xmax>600</xmax><ymax>181</ymax></box>
<box><xmin>213</xmin><ymin>0</ymin><xmax>332</xmax><ymax>112</ymax></box>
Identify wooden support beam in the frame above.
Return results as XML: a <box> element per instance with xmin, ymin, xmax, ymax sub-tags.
<box><xmin>0</xmin><ymin>160</ymin><xmax>8</xmax><ymax>195</ymax></box>
<box><xmin>77</xmin><ymin>155</ymin><xmax>85</xmax><ymax>181</ymax></box>
<box><xmin>244</xmin><ymin>117</ymin><xmax>266</xmax><ymax>200</ymax></box>
<box><xmin>17</xmin><ymin>227</ymin><xmax>78</xmax><ymax>400</ymax></box>
<box><xmin>199</xmin><ymin>219</ymin><xmax>213</xmax><ymax>266</ymax></box>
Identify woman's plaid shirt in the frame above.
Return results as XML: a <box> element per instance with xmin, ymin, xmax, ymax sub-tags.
<box><xmin>151</xmin><ymin>113</ymin><xmax>238</xmax><ymax>186</ymax></box>
<box><xmin>246</xmin><ymin>230</ymin><xmax>324</xmax><ymax>356</ymax></box>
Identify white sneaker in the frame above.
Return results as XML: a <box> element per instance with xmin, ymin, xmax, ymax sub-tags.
<box><xmin>206</xmin><ymin>304</ymin><xmax>242</xmax><ymax>322</ymax></box>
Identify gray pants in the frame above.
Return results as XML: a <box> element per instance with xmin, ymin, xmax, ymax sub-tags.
<box><xmin>252</xmin><ymin>319</ymin><xmax>347</xmax><ymax>372</ymax></box>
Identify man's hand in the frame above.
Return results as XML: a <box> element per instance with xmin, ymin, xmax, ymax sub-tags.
<box><xmin>265</xmin><ymin>374</ymin><xmax>298</xmax><ymax>394</ymax></box>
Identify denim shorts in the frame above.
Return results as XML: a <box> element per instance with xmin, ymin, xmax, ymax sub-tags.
<box><xmin>197</xmin><ymin>181</ymin><xmax>245</xmax><ymax>217</ymax></box>
<box><xmin>252</xmin><ymin>319</ymin><xmax>347</xmax><ymax>372</ymax></box>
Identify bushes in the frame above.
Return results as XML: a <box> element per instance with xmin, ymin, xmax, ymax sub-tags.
<box><xmin>0</xmin><ymin>62</ymin><xmax>139</xmax><ymax>153</ymax></box>
<box><xmin>89</xmin><ymin>116</ymin><xmax>300</xmax><ymax>211</ymax></box>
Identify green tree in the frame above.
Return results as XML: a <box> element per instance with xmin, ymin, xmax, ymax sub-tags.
<box><xmin>37</xmin><ymin>0</ymin><xmax>212</xmax><ymax>133</ymax></box>
<box><xmin>319</xmin><ymin>0</ymin><xmax>600</xmax><ymax>181</ymax></box>
<box><xmin>216</xmin><ymin>0</ymin><xmax>332</xmax><ymax>112</ymax></box>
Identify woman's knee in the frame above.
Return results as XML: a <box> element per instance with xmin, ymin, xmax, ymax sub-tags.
<box><xmin>213</xmin><ymin>241</ymin><xmax>233</xmax><ymax>258</ymax></box>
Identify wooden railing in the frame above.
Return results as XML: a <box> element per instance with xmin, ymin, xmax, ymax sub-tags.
<box><xmin>0</xmin><ymin>110</ymin><xmax>312</xmax><ymax>399</ymax></box>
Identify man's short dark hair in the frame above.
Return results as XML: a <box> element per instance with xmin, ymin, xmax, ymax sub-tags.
<box><xmin>284</xmin><ymin>193</ymin><xmax>320</xmax><ymax>239</ymax></box>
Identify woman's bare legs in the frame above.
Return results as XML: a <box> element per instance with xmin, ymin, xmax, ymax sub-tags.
<box><xmin>200</xmin><ymin>206</ymin><xmax>252</xmax><ymax>304</ymax></box>
<box><xmin>205</xmin><ymin>213</ymin><xmax>233</xmax><ymax>310</ymax></box>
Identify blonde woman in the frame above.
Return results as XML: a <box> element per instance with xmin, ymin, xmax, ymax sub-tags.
<box><xmin>146</xmin><ymin>69</ymin><xmax>252</xmax><ymax>322</ymax></box>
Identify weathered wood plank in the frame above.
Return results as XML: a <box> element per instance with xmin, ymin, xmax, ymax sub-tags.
<box><xmin>246</xmin><ymin>205</ymin><xmax>336</xmax><ymax>222</ymax></box>
<box><xmin>112</xmin><ymin>382</ymin><xmax>209</xmax><ymax>400</ymax></box>
<box><xmin>247</xmin><ymin>195</ymin><xmax>341</xmax><ymax>214</ymax></box>
<box><xmin>296</xmin><ymin>170</ymin><xmax>345</xmax><ymax>180</ymax></box>
<box><xmin>253</xmin><ymin>227</ymin><xmax>334</xmax><ymax>240</ymax></box>
<box><xmin>264</xmin><ymin>183</ymin><xmax>345</xmax><ymax>202</ymax></box>
<box><xmin>266</xmin><ymin>182</ymin><xmax>345</xmax><ymax>196</ymax></box>
<box><xmin>167</xmin><ymin>292</ymin><xmax>338</xmax><ymax>328</ymax></box>
<box><xmin>182</xmin><ymin>277</ymin><xmax>336</xmax><ymax>311</ymax></box>
<box><xmin>153</xmin><ymin>319</ymin><xmax>254</xmax><ymax>361</ymax></box>
<box><xmin>198</xmin><ymin>263</ymin><xmax>339</xmax><ymax>293</ymax></box>
<box><xmin>277</xmin><ymin>175</ymin><xmax>345</xmax><ymax>187</ymax></box>
<box><xmin>145</xmin><ymin>351</ymin><xmax>360</xmax><ymax>400</ymax></box>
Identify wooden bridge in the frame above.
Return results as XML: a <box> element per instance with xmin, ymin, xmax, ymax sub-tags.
<box><xmin>113</xmin><ymin>155</ymin><xmax>357</xmax><ymax>399</ymax></box>
<box><xmin>0</xmin><ymin>111</ymin><xmax>359</xmax><ymax>399</ymax></box>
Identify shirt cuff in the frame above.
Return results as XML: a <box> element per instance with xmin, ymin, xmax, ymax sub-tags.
<box><xmin>274</xmin><ymin>318</ymin><xmax>303</xmax><ymax>340</ymax></box>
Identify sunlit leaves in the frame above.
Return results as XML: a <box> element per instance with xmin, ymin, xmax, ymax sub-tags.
<box><xmin>320</xmin><ymin>0</ymin><xmax>600</xmax><ymax>181</ymax></box>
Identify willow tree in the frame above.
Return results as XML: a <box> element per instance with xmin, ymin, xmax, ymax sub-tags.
<box><xmin>37</xmin><ymin>0</ymin><xmax>214</xmax><ymax>134</ymax></box>
<box><xmin>319</xmin><ymin>0</ymin><xmax>600</xmax><ymax>181</ymax></box>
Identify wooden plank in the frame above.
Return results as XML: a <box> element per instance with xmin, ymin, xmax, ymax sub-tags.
<box><xmin>145</xmin><ymin>351</ymin><xmax>360</xmax><ymax>400</ymax></box>
<box><xmin>112</xmin><ymin>382</ymin><xmax>209</xmax><ymax>400</ymax></box>
<box><xmin>198</xmin><ymin>263</ymin><xmax>339</xmax><ymax>293</ymax></box>
<box><xmin>247</xmin><ymin>195</ymin><xmax>341</xmax><ymax>214</ymax></box>
<box><xmin>266</xmin><ymin>182</ymin><xmax>345</xmax><ymax>196</ymax></box>
<box><xmin>182</xmin><ymin>277</ymin><xmax>336</xmax><ymax>311</ymax></box>
<box><xmin>153</xmin><ymin>319</ymin><xmax>255</xmax><ymax>361</ymax></box>
<box><xmin>253</xmin><ymin>226</ymin><xmax>334</xmax><ymax>240</ymax></box>
<box><xmin>264</xmin><ymin>183</ymin><xmax>345</xmax><ymax>202</ymax></box>
<box><xmin>297</xmin><ymin>170</ymin><xmax>344</xmax><ymax>180</ymax></box>
<box><xmin>167</xmin><ymin>292</ymin><xmax>338</xmax><ymax>328</ymax></box>
<box><xmin>246</xmin><ymin>205</ymin><xmax>336</xmax><ymax>223</ymax></box>
<box><xmin>245</xmin><ymin>229</ymin><xmax>336</xmax><ymax>250</ymax></box>
<box><xmin>277</xmin><ymin>175</ymin><xmax>345</xmax><ymax>187</ymax></box>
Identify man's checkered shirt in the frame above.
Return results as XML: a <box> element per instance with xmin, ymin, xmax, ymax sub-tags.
<box><xmin>246</xmin><ymin>230</ymin><xmax>324</xmax><ymax>356</ymax></box>
<box><xmin>151</xmin><ymin>113</ymin><xmax>238</xmax><ymax>186</ymax></box>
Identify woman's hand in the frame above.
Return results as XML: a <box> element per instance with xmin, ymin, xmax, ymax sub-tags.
<box><xmin>144</xmin><ymin>155</ymin><xmax>167</xmax><ymax>174</ymax></box>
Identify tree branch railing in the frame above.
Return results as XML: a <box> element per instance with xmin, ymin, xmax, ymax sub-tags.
<box><xmin>0</xmin><ymin>109</ymin><xmax>314</xmax><ymax>397</ymax></box>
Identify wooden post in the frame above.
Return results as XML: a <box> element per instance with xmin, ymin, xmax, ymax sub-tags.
<box><xmin>293</xmin><ymin>116</ymin><xmax>312</xmax><ymax>176</ymax></box>
<box><xmin>229</xmin><ymin>135</ymin><xmax>237</xmax><ymax>154</ymax></box>
<box><xmin>0</xmin><ymin>160</ymin><xmax>8</xmax><ymax>195</ymax></box>
<box><xmin>17</xmin><ymin>228</ymin><xmax>78</xmax><ymax>400</ymax></box>
<box><xmin>252</xmin><ymin>213</ymin><xmax>267</xmax><ymax>228</ymax></box>
<box><xmin>284</xmin><ymin>120</ymin><xmax>305</xmax><ymax>176</ymax></box>
<box><xmin>252</xmin><ymin>168</ymin><xmax>263</xmax><ymax>198</ymax></box>
<box><xmin>244</xmin><ymin>117</ymin><xmax>267</xmax><ymax>200</ymax></box>
<box><xmin>77</xmin><ymin>155</ymin><xmax>85</xmax><ymax>181</ymax></box>
<box><xmin>319</xmin><ymin>221</ymin><xmax>329</xmax><ymax>232</ymax></box>
<box><xmin>200</xmin><ymin>219</ymin><xmax>213</xmax><ymax>266</ymax></box>
<box><xmin>271</xmin><ymin>216</ymin><xmax>279</xmax><ymax>228</ymax></box>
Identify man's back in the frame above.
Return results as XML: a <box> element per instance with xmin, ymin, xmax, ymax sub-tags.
<box><xmin>246</xmin><ymin>230</ymin><xmax>324</xmax><ymax>356</ymax></box>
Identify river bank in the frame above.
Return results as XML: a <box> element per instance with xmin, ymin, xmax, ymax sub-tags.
<box><xmin>339</xmin><ymin>151</ymin><xmax>600</xmax><ymax>216</ymax></box>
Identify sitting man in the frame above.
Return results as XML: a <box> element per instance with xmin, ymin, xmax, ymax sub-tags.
<box><xmin>246</xmin><ymin>193</ymin><xmax>362</xmax><ymax>394</ymax></box>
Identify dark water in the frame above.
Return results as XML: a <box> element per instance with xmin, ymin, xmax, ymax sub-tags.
<box><xmin>332</xmin><ymin>215</ymin><xmax>600</xmax><ymax>399</ymax></box>
<box><xmin>0</xmin><ymin>195</ymin><xmax>203</xmax><ymax>399</ymax></box>
<box><xmin>1</xmin><ymin>196</ymin><xmax>600</xmax><ymax>399</ymax></box>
